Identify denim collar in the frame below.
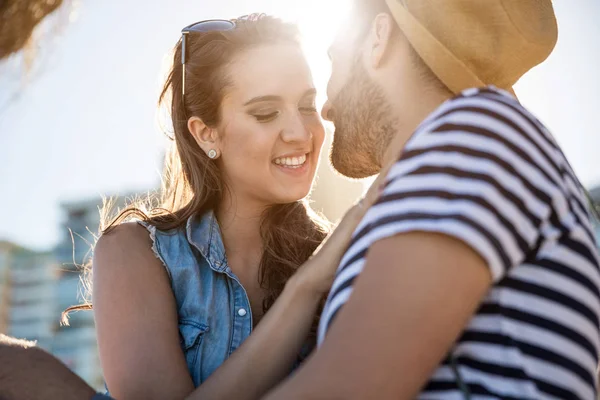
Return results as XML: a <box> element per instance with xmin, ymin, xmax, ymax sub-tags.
<box><xmin>186</xmin><ymin>209</ymin><xmax>228</xmax><ymax>273</ymax></box>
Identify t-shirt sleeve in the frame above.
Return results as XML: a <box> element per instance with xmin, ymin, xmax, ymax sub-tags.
<box><xmin>351</xmin><ymin>97</ymin><xmax>556</xmax><ymax>282</ymax></box>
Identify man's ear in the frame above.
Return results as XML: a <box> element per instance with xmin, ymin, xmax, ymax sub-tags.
<box><xmin>188</xmin><ymin>116</ymin><xmax>220</xmax><ymax>156</ymax></box>
<box><xmin>367</xmin><ymin>13</ymin><xmax>396</xmax><ymax>69</ymax></box>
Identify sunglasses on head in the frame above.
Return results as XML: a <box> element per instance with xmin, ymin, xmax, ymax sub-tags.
<box><xmin>180</xmin><ymin>19</ymin><xmax>236</xmax><ymax>100</ymax></box>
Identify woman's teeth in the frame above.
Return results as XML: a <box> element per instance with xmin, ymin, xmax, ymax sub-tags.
<box><xmin>273</xmin><ymin>154</ymin><xmax>307</xmax><ymax>168</ymax></box>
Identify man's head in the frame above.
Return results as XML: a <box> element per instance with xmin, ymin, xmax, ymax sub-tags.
<box><xmin>323</xmin><ymin>0</ymin><xmax>558</xmax><ymax>179</ymax></box>
<box><xmin>322</xmin><ymin>0</ymin><xmax>449</xmax><ymax>178</ymax></box>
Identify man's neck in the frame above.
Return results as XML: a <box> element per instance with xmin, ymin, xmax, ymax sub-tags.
<box><xmin>381</xmin><ymin>83</ymin><xmax>453</xmax><ymax>169</ymax></box>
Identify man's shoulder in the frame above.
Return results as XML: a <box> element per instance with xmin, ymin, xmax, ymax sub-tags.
<box><xmin>446</xmin><ymin>86</ymin><xmax>539</xmax><ymax>127</ymax></box>
<box><xmin>416</xmin><ymin>85</ymin><xmax>551</xmax><ymax>148</ymax></box>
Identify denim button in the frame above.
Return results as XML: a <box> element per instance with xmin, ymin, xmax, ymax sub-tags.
<box><xmin>238</xmin><ymin>308</ymin><xmax>247</xmax><ymax>317</ymax></box>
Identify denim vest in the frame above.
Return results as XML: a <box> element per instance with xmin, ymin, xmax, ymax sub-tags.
<box><xmin>128</xmin><ymin>210</ymin><xmax>313</xmax><ymax>388</ymax></box>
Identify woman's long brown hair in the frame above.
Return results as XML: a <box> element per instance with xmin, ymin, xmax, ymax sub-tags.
<box><xmin>63</xmin><ymin>15</ymin><xmax>329</xmax><ymax>337</ymax></box>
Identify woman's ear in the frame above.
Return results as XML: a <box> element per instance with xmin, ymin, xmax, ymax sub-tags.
<box><xmin>188</xmin><ymin>116</ymin><xmax>220</xmax><ymax>157</ymax></box>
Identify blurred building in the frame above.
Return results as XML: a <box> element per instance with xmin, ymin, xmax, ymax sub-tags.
<box><xmin>53</xmin><ymin>197</ymin><xmax>105</xmax><ymax>390</ymax></box>
<box><xmin>0</xmin><ymin>241</ymin><xmax>58</xmax><ymax>351</ymax></box>
<box><xmin>0</xmin><ymin>241</ymin><xmax>12</xmax><ymax>334</ymax></box>
<box><xmin>53</xmin><ymin>193</ymin><xmax>144</xmax><ymax>390</ymax></box>
<box><xmin>8</xmin><ymin>249</ymin><xmax>57</xmax><ymax>351</ymax></box>
<box><xmin>0</xmin><ymin>197</ymin><xmax>113</xmax><ymax>391</ymax></box>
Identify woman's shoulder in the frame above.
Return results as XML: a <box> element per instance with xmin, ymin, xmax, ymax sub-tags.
<box><xmin>93</xmin><ymin>221</ymin><xmax>169</xmax><ymax>277</ymax></box>
<box><xmin>96</xmin><ymin>221</ymin><xmax>153</xmax><ymax>253</ymax></box>
<box><xmin>97</xmin><ymin>217</ymin><xmax>188</xmax><ymax>252</ymax></box>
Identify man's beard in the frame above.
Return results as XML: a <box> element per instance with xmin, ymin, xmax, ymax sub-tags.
<box><xmin>329</xmin><ymin>61</ymin><xmax>396</xmax><ymax>179</ymax></box>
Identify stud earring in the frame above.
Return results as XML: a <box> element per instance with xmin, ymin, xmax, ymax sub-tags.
<box><xmin>208</xmin><ymin>149</ymin><xmax>218</xmax><ymax>159</ymax></box>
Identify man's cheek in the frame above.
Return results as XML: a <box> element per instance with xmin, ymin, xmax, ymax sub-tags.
<box><xmin>327</xmin><ymin>71</ymin><xmax>344</xmax><ymax>101</ymax></box>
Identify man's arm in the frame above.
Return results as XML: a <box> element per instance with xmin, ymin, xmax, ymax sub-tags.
<box><xmin>264</xmin><ymin>230</ymin><xmax>491</xmax><ymax>399</ymax></box>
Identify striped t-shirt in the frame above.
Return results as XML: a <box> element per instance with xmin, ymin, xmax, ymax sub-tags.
<box><xmin>318</xmin><ymin>87</ymin><xmax>600</xmax><ymax>399</ymax></box>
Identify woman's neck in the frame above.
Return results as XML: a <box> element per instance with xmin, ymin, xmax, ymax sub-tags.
<box><xmin>216</xmin><ymin>193</ymin><xmax>266</xmax><ymax>274</ymax></box>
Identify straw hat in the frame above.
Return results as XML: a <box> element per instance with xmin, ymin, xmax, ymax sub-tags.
<box><xmin>384</xmin><ymin>0</ymin><xmax>558</xmax><ymax>95</ymax></box>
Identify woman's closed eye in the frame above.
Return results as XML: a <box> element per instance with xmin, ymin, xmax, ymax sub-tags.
<box><xmin>253</xmin><ymin>111</ymin><xmax>280</xmax><ymax>123</ymax></box>
<box><xmin>299</xmin><ymin>106</ymin><xmax>317</xmax><ymax>115</ymax></box>
<box><xmin>251</xmin><ymin>101</ymin><xmax>317</xmax><ymax>122</ymax></box>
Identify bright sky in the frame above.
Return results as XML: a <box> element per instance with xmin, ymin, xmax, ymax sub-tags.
<box><xmin>0</xmin><ymin>0</ymin><xmax>599</xmax><ymax>251</ymax></box>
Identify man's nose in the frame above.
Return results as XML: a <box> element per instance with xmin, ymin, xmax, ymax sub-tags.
<box><xmin>321</xmin><ymin>100</ymin><xmax>333</xmax><ymax>122</ymax></box>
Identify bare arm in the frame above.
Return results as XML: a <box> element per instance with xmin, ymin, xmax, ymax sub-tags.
<box><xmin>93</xmin><ymin>223</ymin><xmax>195</xmax><ymax>400</ymax></box>
<box><xmin>263</xmin><ymin>231</ymin><xmax>492</xmax><ymax>399</ymax></box>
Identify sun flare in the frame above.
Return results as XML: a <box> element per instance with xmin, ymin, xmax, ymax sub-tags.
<box><xmin>271</xmin><ymin>0</ymin><xmax>350</xmax><ymax>107</ymax></box>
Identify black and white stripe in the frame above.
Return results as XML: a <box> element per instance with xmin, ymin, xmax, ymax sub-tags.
<box><xmin>318</xmin><ymin>87</ymin><xmax>600</xmax><ymax>399</ymax></box>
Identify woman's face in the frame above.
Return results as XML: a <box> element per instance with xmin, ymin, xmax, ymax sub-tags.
<box><xmin>216</xmin><ymin>44</ymin><xmax>325</xmax><ymax>207</ymax></box>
